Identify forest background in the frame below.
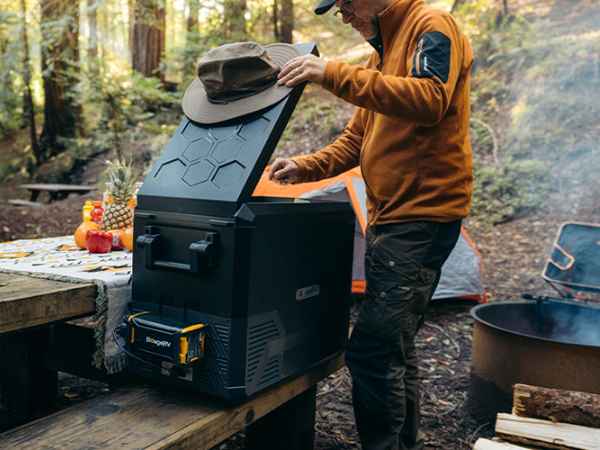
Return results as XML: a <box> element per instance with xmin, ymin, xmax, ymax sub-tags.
<box><xmin>0</xmin><ymin>0</ymin><xmax>599</xmax><ymax>293</ymax></box>
<box><xmin>1</xmin><ymin>1</ymin><xmax>599</xmax><ymax>447</ymax></box>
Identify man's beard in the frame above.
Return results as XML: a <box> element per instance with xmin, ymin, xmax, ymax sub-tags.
<box><xmin>349</xmin><ymin>15</ymin><xmax>377</xmax><ymax>39</ymax></box>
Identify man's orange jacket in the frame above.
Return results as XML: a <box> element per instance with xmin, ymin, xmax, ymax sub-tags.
<box><xmin>293</xmin><ymin>0</ymin><xmax>474</xmax><ymax>226</ymax></box>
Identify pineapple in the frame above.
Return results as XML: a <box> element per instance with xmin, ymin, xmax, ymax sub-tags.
<box><xmin>102</xmin><ymin>159</ymin><xmax>137</xmax><ymax>230</ymax></box>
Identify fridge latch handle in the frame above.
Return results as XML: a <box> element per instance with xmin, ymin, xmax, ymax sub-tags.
<box><xmin>189</xmin><ymin>232</ymin><xmax>219</xmax><ymax>273</ymax></box>
<box><xmin>137</xmin><ymin>228</ymin><xmax>219</xmax><ymax>273</ymax></box>
<box><xmin>137</xmin><ymin>226</ymin><xmax>161</xmax><ymax>270</ymax></box>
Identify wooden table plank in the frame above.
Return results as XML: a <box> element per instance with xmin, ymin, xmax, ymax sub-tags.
<box><xmin>0</xmin><ymin>354</ymin><xmax>344</xmax><ymax>450</ymax></box>
<box><xmin>0</xmin><ymin>273</ymin><xmax>96</xmax><ymax>334</ymax></box>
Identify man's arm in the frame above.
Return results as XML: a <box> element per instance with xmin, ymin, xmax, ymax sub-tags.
<box><xmin>291</xmin><ymin>106</ymin><xmax>366</xmax><ymax>182</ymax></box>
<box><xmin>322</xmin><ymin>15</ymin><xmax>469</xmax><ymax>126</ymax></box>
<box><xmin>279</xmin><ymin>15</ymin><xmax>471</xmax><ymax>127</ymax></box>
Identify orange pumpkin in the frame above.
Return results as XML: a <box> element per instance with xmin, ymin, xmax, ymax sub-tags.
<box><xmin>74</xmin><ymin>221</ymin><xmax>100</xmax><ymax>249</ymax></box>
<box><xmin>122</xmin><ymin>227</ymin><xmax>134</xmax><ymax>252</ymax></box>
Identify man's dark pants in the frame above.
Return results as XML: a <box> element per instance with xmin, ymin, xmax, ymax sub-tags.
<box><xmin>346</xmin><ymin>220</ymin><xmax>462</xmax><ymax>450</ymax></box>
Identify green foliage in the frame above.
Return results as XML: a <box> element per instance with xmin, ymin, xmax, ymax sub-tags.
<box><xmin>472</xmin><ymin>158</ymin><xmax>550</xmax><ymax>224</ymax></box>
<box><xmin>488</xmin><ymin>13</ymin><xmax>600</xmax><ymax>217</ymax></box>
<box><xmin>456</xmin><ymin>0</ymin><xmax>531</xmax><ymax>66</ymax></box>
<box><xmin>506</xmin><ymin>32</ymin><xmax>600</xmax><ymax>164</ymax></box>
<box><xmin>29</xmin><ymin>67</ymin><xmax>179</xmax><ymax>183</ymax></box>
<box><xmin>0</xmin><ymin>0</ymin><xmax>592</xmax><ymax>230</ymax></box>
<box><xmin>280</xmin><ymin>91</ymin><xmax>343</xmax><ymax>147</ymax></box>
<box><xmin>458</xmin><ymin>1</ymin><xmax>532</xmax><ymax>119</ymax></box>
<box><xmin>0</xmin><ymin>151</ymin><xmax>31</xmax><ymax>182</ymax></box>
<box><xmin>81</xmin><ymin>70</ymin><xmax>178</xmax><ymax>158</ymax></box>
<box><xmin>171</xmin><ymin>30</ymin><xmax>219</xmax><ymax>87</ymax></box>
<box><xmin>454</xmin><ymin>2</ymin><xmax>562</xmax><ymax>223</ymax></box>
<box><xmin>0</xmin><ymin>10</ymin><xmax>22</xmax><ymax>135</ymax></box>
<box><xmin>469</xmin><ymin>117</ymin><xmax>497</xmax><ymax>164</ymax></box>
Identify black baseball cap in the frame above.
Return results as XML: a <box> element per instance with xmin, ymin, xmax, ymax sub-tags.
<box><xmin>314</xmin><ymin>0</ymin><xmax>335</xmax><ymax>15</ymax></box>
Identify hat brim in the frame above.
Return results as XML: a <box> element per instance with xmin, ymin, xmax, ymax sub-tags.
<box><xmin>182</xmin><ymin>43</ymin><xmax>302</xmax><ymax>125</ymax></box>
<box><xmin>314</xmin><ymin>0</ymin><xmax>335</xmax><ymax>15</ymax></box>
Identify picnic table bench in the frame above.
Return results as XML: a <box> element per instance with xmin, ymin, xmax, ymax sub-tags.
<box><xmin>0</xmin><ymin>355</ymin><xmax>342</xmax><ymax>450</ymax></box>
<box><xmin>0</xmin><ymin>272</ymin><xmax>343</xmax><ymax>448</ymax></box>
<box><xmin>19</xmin><ymin>183</ymin><xmax>95</xmax><ymax>203</ymax></box>
<box><xmin>7</xmin><ymin>199</ymin><xmax>43</xmax><ymax>208</ymax></box>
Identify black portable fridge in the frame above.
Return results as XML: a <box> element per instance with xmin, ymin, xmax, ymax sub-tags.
<box><xmin>124</xmin><ymin>43</ymin><xmax>355</xmax><ymax>403</ymax></box>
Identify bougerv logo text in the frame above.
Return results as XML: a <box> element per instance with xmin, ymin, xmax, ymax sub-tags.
<box><xmin>146</xmin><ymin>336</ymin><xmax>171</xmax><ymax>348</ymax></box>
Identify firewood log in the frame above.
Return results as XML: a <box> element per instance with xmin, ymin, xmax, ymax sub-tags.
<box><xmin>496</xmin><ymin>413</ymin><xmax>600</xmax><ymax>450</ymax></box>
<box><xmin>513</xmin><ymin>384</ymin><xmax>600</xmax><ymax>428</ymax></box>
<box><xmin>473</xmin><ymin>437</ymin><xmax>534</xmax><ymax>449</ymax></box>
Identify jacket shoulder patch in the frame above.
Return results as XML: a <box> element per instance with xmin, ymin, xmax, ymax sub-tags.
<box><xmin>411</xmin><ymin>31</ymin><xmax>451</xmax><ymax>83</ymax></box>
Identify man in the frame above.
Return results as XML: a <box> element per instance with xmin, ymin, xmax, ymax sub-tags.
<box><xmin>269</xmin><ymin>0</ymin><xmax>473</xmax><ymax>449</ymax></box>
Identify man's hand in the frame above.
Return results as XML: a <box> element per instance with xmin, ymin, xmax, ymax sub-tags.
<box><xmin>277</xmin><ymin>54</ymin><xmax>327</xmax><ymax>88</ymax></box>
<box><xmin>269</xmin><ymin>158</ymin><xmax>303</xmax><ymax>184</ymax></box>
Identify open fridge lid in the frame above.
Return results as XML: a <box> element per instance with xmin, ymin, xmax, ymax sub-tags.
<box><xmin>138</xmin><ymin>43</ymin><xmax>318</xmax><ymax>211</ymax></box>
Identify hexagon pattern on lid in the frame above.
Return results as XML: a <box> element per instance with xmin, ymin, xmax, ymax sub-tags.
<box><xmin>182</xmin><ymin>160</ymin><xmax>216</xmax><ymax>186</ymax></box>
<box><xmin>182</xmin><ymin>138</ymin><xmax>213</xmax><ymax>162</ymax></box>
<box><xmin>148</xmin><ymin>101</ymin><xmax>282</xmax><ymax>203</ymax></box>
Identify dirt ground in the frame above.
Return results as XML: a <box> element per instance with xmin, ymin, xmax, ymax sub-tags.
<box><xmin>2</xmin><ymin>14</ymin><xmax>600</xmax><ymax>443</ymax></box>
<box><xmin>3</xmin><ymin>95</ymin><xmax>600</xmax><ymax>450</ymax></box>
<box><xmin>5</xmin><ymin>174</ymin><xmax>598</xmax><ymax>449</ymax></box>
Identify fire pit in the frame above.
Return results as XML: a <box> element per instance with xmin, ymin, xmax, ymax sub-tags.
<box><xmin>469</xmin><ymin>222</ymin><xmax>600</xmax><ymax>422</ymax></box>
<box><xmin>469</xmin><ymin>298</ymin><xmax>600</xmax><ymax>421</ymax></box>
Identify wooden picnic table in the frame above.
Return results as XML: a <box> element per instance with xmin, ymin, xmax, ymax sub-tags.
<box><xmin>0</xmin><ymin>272</ymin><xmax>344</xmax><ymax>448</ymax></box>
<box><xmin>0</xmin><ymin>273</ymin><xmax>96</xmax><ymax>334</ymax></box>
<box><xmin>0</xmin><ymin>273</ymin><xmax>96</xmax><ymax>430</ymax></box>
<box><xmin>19</xmin><ymin>183</ymin><xmax>96</xmax><ymax>202</ymax></box>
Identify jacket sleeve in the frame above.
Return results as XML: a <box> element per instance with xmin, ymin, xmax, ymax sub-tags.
<box><xmin>322</xmin><ymin>15</ymin><xmax>466</xmax><ymax>126</ymax></box>
<box><xmin>292</xmin><ymin>106</ymin><xmax>366</xmax><ymax>182</ymax></box>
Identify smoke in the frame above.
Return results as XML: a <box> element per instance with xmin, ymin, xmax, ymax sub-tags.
<box><xmin>504</xmin><ymin>1</ymin><xmax>600</xmax><ymax>219</ymax></box>
<box><xmin>541</xmin><ymin>301</ymin><xmax>600</xmax><ymax>347</ymax></box>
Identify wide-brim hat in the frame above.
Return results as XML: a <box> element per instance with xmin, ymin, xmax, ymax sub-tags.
<box><xmin>314</xmin><ymin>0</ymin><xmax>335</xmax><ymax>15</ymax></box>
<box><xmin>182</xmin><ymin>43</ymin><xmax>301</xmax><ymax>124</ymax></box>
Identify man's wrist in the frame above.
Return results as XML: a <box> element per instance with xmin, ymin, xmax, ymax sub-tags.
<box><xmin>289</xmin><ymin>157</ymin><xmax>309</xmax><ymax>181</ymax></box>
<box><xmin>322</xmin><ymin>61</ymin><xmax>338</xmax><ymax>91</ymax></box>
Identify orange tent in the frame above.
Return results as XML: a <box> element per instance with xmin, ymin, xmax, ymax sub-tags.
<box><xmin>254</xmin><ymin>168</ymin><xmax>484</xmax><ymax>301</ymax></box>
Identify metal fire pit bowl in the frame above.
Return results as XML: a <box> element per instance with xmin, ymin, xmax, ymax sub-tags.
<box><xmin>468</xmin><ymin>298</ymin><xmax>600</xmax><ymax>422</ymax></box>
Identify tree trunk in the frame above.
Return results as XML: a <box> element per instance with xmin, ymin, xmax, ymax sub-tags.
<box><xmin>495</xmin><ymin>0</ymin><xmax>510</xmax><ymax>26</ymax></box>
<box><xmin>279</xmin><ymin>0</ymin><xmax>294</xmax><ymax>43</ymax></box>
<box><xmin>128</xmin><ymin>0</ymin><xmax>134</xmax><ymax>59</ymax></box>
<box><xmin>87</xmin><ymin>0</ymin><xmax>98</xmax><ymax>62</ymax></box>
<box><xmin>513</xmin><ymin>384</ymin><xmax>600</xmax><ymax>429</ymax></box>
<box><xmin>187</xmin><ymin>0</ymin><xmax>199</xmax><ymax>33</ymax></box>
<box><xmin>131</xmin><ymin>0</ymin><xmax>166</xmax><ymax>79</ymax></box>
<box><xmin>20</xmin><ymin>0</ymin><xmax>41</xmax><ymax>167</ymax></box>
<box><xmin>450</xmin><ymin>0</ymin><xmax>467</xmax><ymax>14</ymax></box>
<box><xmin>223</xmin><ymin>0</ymin><xmax>247</xmax><ymax>41</ymax></box>
<box><xmin>273</xmin><ymin>0</ymin><xmax>280</xmax><ymax>41</ymax></box>
<box><xmin>39</xmin><ymin>0</ymin><xmax>81</xmax><ymax>159</ymax></box>
<box><xmin>184</xmin><ymin>0</ymin><xmax>200</xmax><ymax>78</ymax></box>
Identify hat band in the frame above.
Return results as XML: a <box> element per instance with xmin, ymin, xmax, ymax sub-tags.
<box><xmin>206</xmin><ymin>76</ymin><xmax>279</xmax><ymax>105</ymax></box>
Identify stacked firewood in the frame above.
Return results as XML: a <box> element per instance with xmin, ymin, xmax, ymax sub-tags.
<box><xmin>474</xmin><ymin>384</ymin><xmax>600</xmax><ymax>450</ymax></box>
